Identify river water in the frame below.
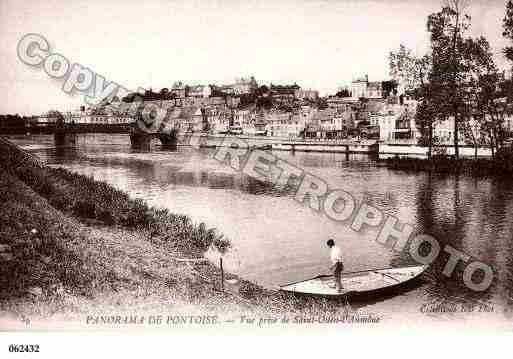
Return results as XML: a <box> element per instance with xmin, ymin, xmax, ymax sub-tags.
<box><xmin>8</xmin><ymin>134</ymin><xmax>513</xmax><ymax>325</ymax></box>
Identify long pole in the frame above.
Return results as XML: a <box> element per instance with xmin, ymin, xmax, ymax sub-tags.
<box><xmin>220</xmin><ymin>257</ymin><xmax>224</xmax><ymax>292</ymax></box>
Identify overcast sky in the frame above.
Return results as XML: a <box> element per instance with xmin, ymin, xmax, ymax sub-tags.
<box><xmin>0</xmin><ymin>0</ymin><xmax>510</xmax><ymax>115</ymax></box>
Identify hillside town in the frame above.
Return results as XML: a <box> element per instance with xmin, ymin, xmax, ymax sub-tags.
<box><xmin>16</xmin><ymin>71</ymin><xmax>510</xmax><ymax>150</ymax></box>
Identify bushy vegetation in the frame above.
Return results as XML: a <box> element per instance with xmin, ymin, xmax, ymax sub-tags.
<box><xmin>0</xmin><ymin>138</ymin><xmax>229</xmax><ymax>256</ymax></box>
<box><xmin>10</xmin><ymin>165</ymin><xmax>230</xmax><ymax>254</ymax></box>
<box><xmin>384</xmin><ymin>149</ymin><xmax>513</xmax><ymax>177</ymax></box>
<box><xmin>144</xmin><ymin>208</ymin><xmax>230</xmax><ymax>255</ymax></box>
<box><xmin>14</xmin><ymin>165</ymin><xmax>147</xmax><ymax>225</ymax></box>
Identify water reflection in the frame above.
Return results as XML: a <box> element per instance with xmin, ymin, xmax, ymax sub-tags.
<box><xmin>10</xmin><ymin>134</ymin><xmax>513</xmax><ymax>319</ymax></box>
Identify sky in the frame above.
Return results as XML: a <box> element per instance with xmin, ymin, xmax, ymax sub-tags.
<box><xmin>0</xmin><ymin>0</ymin><xmax>510</xmax><ymax>115</ymax></box>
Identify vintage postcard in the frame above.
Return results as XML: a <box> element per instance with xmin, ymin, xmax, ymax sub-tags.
<box><xmin>1</xmin><ymin>0</ymin><xmax>512</xmax><ymax>355</ymax></box>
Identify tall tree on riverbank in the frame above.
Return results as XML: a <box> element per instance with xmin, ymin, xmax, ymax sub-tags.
<box><xmin>474</xmin><ymin>72</ymin><xmax>509</xmax><ymax>159</ymax></box>
<box><xmin>415</xmin><ymin>83</ymin><xmax>439</xmax><ymax>159</ymax></box>
<box><xmin>389</xmin><ymin>45</ymin><xmax>431</xmax><ymax>96</ymax></box>
<box><xmin>47</xmin><ymin>110</ymin><xmax>66</xmax><ymax>126</ymax></box>
<box><xmin>502</xmin><ymin>1</ymin><xmax>513</xmax><ymax>62</ymax></box>
<box><xmin>389</xmin><ymin>45</ymin><xmax>435</xmax><ymax>156</ymax></box>
<box><xmin>425</xmin><ymin>0</ymin><xmax>472</xmax><ymax>159</ymax></box>
<box><xmin>459</xmin><ymin>36</ymin><xmax>503</xmax><ymax>159</ymax></box>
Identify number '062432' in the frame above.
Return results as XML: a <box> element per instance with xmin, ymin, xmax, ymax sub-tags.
<box><xmin>8</xmin><ymin>344</ymin><xmax>40</xmax><ymax>353</ymax></box>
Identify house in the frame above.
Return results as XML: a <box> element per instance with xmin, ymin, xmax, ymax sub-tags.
<box><xmin>253</xmin><ymin>112</ymin><xmax>268</xmax><ymax>135</ymax></box>
<box><xmin>350</xmin><ymin>75</ymin><xmax>390</xmax><ymax>99</ymax></box>
<box><xmin>166</xmin><ymin>106</ymin><xmax>207</xmax><ymax>133</ymax></box>
<box><xmin>206</xmin><ymin>107</ymin><xmax>231</xmax><ymax>134</ymax></box>
<box><xmin>366</xmin><ymin>82</ymin><xmax>383</xmax><ymax>98</ymax></box>
<box><xmin>367</xmin><ymin>102</ymin><xmax>421</xmax><ymax>142</ymax></box>
<box><xmin>326</xmin><ymin>96</ymin><xmax>358</xmax><ymax>111</ymax></box>
<box><xmin>36</xmin><ymin>112</ymin><xmax>59</xmax><ymax>126</ymax></box>
<box><xmin>212</xmin><ymin>77</ymin><xmax>258</xmax><ymax>96</ymax></box>
<box><xmin>170</xmin><ymin>82</ymin><xmax>188</xmax><ymax>98</ymax></box>
<box><xmin>351</xmin><ymin>75</ymin><xmax>369</xmax><ymax>98</ymax></box>
<box><xmin>232</xmin><ymin>77</ymin><xmax>258</xmax><ymax>95</ymax></box>
<box><xmin>233</xmin><ymin>109</ymin><xmax>253</xmax><ymax>127</ymax></box>
<box><xmin>187</xmin><ymin>85</ymin><xmax>212</xmax><ymax>98</ymax></box>
<box><xmin>295</xmin><ymin>89</ymin><xmax>319</xmax><ymax>101</ymax></box>
<box><xmin>265</xmin><ymin>111</ymin><xmax>296</xmax><ymax>137</ymax></box>
<box><xmin>270</xmin><ymin>83</ymin><xmax>301</xmax><ymax>97</ymax></box>
<box><xmin>214</xmin><ymin>85</ymin><xmax>235</xmax><ymax>96</ymax></box>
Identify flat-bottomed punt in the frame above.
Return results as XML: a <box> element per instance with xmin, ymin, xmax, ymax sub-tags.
<box><xmin>279</xmin><ymin>265</ymin><xmax>428</xmax><ymax>297</ymax></box>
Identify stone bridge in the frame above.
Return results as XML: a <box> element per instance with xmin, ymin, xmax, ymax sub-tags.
<box><xmin>52</xmin><ymin>122</ymin><xmax>178</xmax><ymax>150</ymax></box>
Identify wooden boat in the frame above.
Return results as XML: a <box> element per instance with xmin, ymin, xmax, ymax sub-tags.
<box><xmin>279</xmin><ymin>265</ymin><xmax>428</xmax><ymax>297</ymax></box>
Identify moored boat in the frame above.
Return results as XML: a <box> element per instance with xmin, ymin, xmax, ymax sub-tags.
<box><xmin>279</xmin><ymin>264</ymin><xmax>428</xmax><ymax>297</ymax></box>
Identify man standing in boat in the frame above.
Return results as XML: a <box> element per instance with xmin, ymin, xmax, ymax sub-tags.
<box><xmin>327</xmin><ymin>239</ymin><xmax>344</xmax><ymax>293</ymax></box>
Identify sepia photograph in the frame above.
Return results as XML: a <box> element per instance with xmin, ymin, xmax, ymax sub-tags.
<box><xmin>1</xmin><ymin>0</ymin><xmax>513</xmax><ymax>356</ymax></box>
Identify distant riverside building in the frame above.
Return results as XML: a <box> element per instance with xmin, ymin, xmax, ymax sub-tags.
<box><xmin>350</xmin><ymin>75</ymin><xmax>397</xmax><ymax>99</ymax></box>
<box><xmin>253</xmin><ymin>112</ymin><xmax>268</xmax><ymax>135</ymax></box>
<box><xmin>326</xmin><ymin>96</ymin><xmax>359</xmax><ymax>111</ymax></box>
<box><xmin>366</xmin><ymin>81</ymin><xmax>384</xmax><ymax>98</ymax></box>
<box><xmin>234</xmin><ymin>109</ymin><xmax>253</xmax><ymax>126</ymax></box>
<box><xmin>232</xmin><ymin>77</ymin><xmax>258</xmax><ymax>95</ymax></box>
<box><xmin>265</xmin><ymin>111</ymin><xmax>299</xmax><ymax>137</ymax></box>
<box><xmin>334</xmin><ymin>110</ymin><xmax>356</xmax><ymax>131</ymax></box>
<box><xmin>295</xmin><ymin>89</ymin><xmax>319</xmax><ymax>101</ymax></box>
<box><xmin>206</xmin><ymin>107</ymin><xmax>231</xmax><ymax>134</ymax></box>
<box><xmin>351</xmin><ymin>75</ymin><xmax>383</xmax><ymax>99</ymax></box>
<box><xmin>172</xmin><ymin>96</ymin><xmax>239</xmax><ymax>108</ymax></box>
<box><xmin>170</xmin><ymin>82</ymin><xmax>188</xmax><ymax>98</ymax></box>
<box><xmin>36</xmin><ymin>112</ymin><xmax>59</xmax><ymax>125</ymax></box>
<box><xmin>214</xmin><ymin>85</ymin><xmax>235</xmax><ymax>96</ymax></box>
<box><xmin>168</xmin><ymin>83</ymin><xmax>213</xmax><ymax>99</ymax></box>
<box><xmin>211</xmin><ymin>77</ymin><xmax>258</xmax><ymax>96</ymax></box>
<box><xmin>369</xmin><ymin>104</ymin><xmax>409</xmax><ymax>141</ymax></box>
<box><xmin>270</xmin><ymin>83</ymin><xmax>301</xmax><ymax>97</ymax></box>
<box><xmin>187</xmin><ymin>85</ymin><xmax>213</xmax><ymax>98</ymax></box>
<box><xmin>504</xmin><ymin>110</ymin><xmax>513</xmax><ymax>134</ymax></box>
<box><xmin>337</xmin><ymin>85</ymin><xmax>351</xmax><ymax>97</ymax></box>
<box><xmin>167</xmin><ymin>106</ymin><xmax>208</xmax><ymax>133</ymax></box>
<box><xmin>351</xmin><ymin>75</ymin><xmax>369</xmax><ymax>98</ymax></box>
<box><xmin>49</xmin><ymin>103</ymin><xmax>135</xmax><ymax>125</ymax></box>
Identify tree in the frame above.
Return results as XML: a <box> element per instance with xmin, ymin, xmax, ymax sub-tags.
<box><xmin>389</xmin><ymin>45</ymin><xmax>433</xmax><ymax>155</ymax></box>
<box><xmin>503</xmin><ymin>1</ymin><xmax>513</xmax><ymax>62</ymax></box>
<box><xmin>382</xmin><ymin>80</ymin><xmax>399</xmax><ymax>98</ymax></box>
<box><xmin>389</xmin><ymin>44</ymin><xmax>431</xmax><ymax>95</ymax></box>
<box><xmin>256</xmin><ymin>85</ymin><xmax>269</xmax><ymax>96</ymax></box>
<box><xmin>458</xmin><ymin>36</ymin><xmax>500</xmax><ymax>159</ymax></box>
<box><xmin>425</xmin><ymin>1</ymin><xmax>472</xmax><ymax>159</ymax></box>
<box><xmin>0</xmin><ymin>113</ymin><xmax>27</xmax><ymax>132</ymax></box>
<box><xmin>336</xmin><ymin>88</ymin><xmax>351</xmax><ymax>97</ymax></box>
<box><xmin>47</xmin><ymin>110</ymin><xmax>66</xmax><ymax>127</ymax></box>
<box><xmin>159</xmin><ymin>88</ymin><xmax>170</xmax><ymax>99</ymax></box>
<box><xmin>317</xmin><ymin>98</ymin><xmax>328</xmax><ymax>110</ymax></box>
<box><xmin>415</xmin><ymin>83</ymin><xmax>439</xmax><ymax>159</ymax></box>
<box><xmin>475</xmin><ymin>73</ymin><xmax>508</xmax><ymax>159</ymax></box>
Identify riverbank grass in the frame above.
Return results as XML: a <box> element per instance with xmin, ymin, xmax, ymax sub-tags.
<box><xmin>383</xmin><ymin>148</ymin><xmax>513</xmax><ymax>176</ymax></box>
<box><xmin>0</xmin><ymin>138</ymin><xmax>347</xmax><ymax>321</ymax></box>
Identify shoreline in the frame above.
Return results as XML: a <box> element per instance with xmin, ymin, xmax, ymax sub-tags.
<box><xmin>2</xmin><ymin>136</ymin><xmax>511</xmax><ymax>330</ymax></box>
<box><xmin>0</xmin><ymin>136</ymin><xmax>350</xmax><ymax>324</ymax></box>
<box><xmin>6</xmin><ymin>132</ymin><xmax>505</xmax><ymax>159</ymax></box>
<box><xmin>381</xmin><ymin>154</ymin><xmax>513</xmax><ymax>177</ymax></box>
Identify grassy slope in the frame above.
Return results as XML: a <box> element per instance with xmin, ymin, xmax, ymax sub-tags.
<box><xmin>0</xmin><ymin>139</ymin><xmax>343</xmax><ymax>322</ymax></box>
